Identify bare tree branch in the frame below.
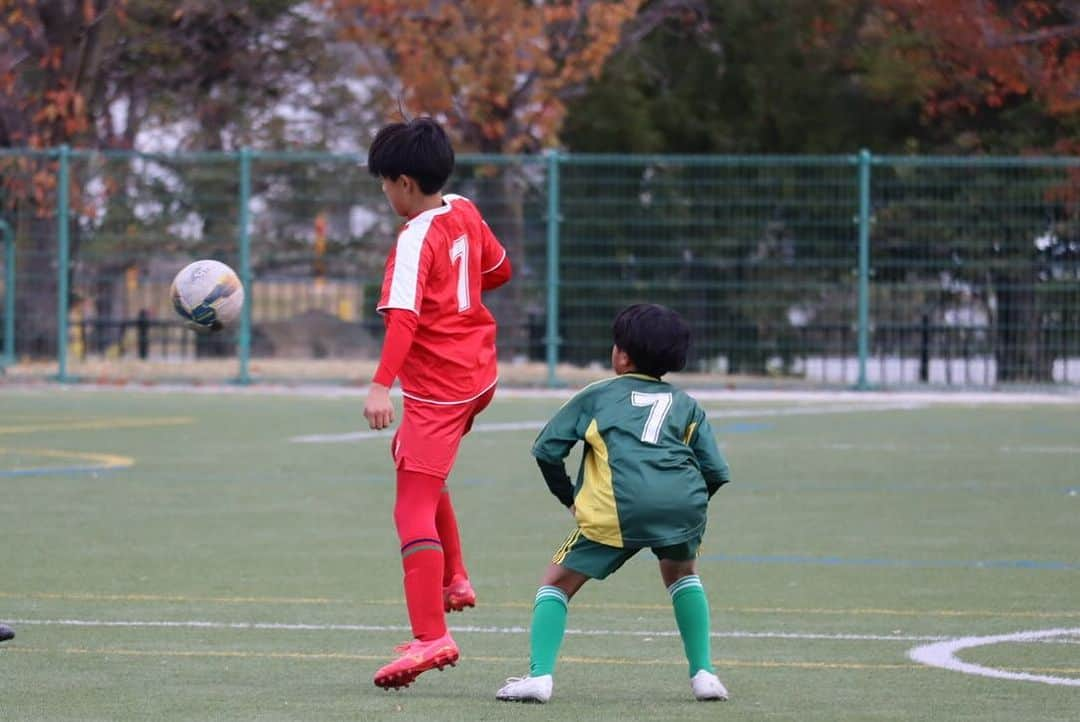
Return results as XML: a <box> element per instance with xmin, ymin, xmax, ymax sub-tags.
<box><xmin>985</xmin><ymin>23</ymin><xmax>1080</xmax><ymax>48</ymax></box>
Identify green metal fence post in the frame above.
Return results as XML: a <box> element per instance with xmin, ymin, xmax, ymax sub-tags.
<box><xmin>1</xmin><ymin>218</ymin><xmax>13</xmax><ymax>368</ymax></box>
<box><xmin>235</xmin><ymin>147</ymin><xmax>252</xmax><ymax>384</ymax></box>
<box><xmin>55</xmin><ymin>144</ymin><xmax>71</xmax><ymax>382</ymax></box>
<box><xmin>855</xmin><ymin>148</ymin><xmax>872</xmax><ymax>390</ymax></box>
<box><xmin>544</xmin><ymin>149</ymin><xmax>563</xmax><ymax>388</ymax></box>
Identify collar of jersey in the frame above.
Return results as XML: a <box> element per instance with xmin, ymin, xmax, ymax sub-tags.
<box><xmin>407</xmin><ymin>197</ymin><xmax>454</xmax><ymax>223</ymax></box>
<box><xmin>620</xmin><ymin>372</ymin><xmax>662</xmax><ymax>382</ymax></box>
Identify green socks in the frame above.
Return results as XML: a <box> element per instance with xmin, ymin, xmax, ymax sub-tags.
<box><xmin>529</xmin><ymin>585</ymin><xmax>569</xmax><ymax>677</ymax></box>
<box><xmin>526</xmin><ymin>577</ymin><xmax>711</xmax><ymax>679</ymax></box>
<box><xmin>669</xmin><ymin>574</ymin><xmax>714</xmax><ymax>676</ymax></box>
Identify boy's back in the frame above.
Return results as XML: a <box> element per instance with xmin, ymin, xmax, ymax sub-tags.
<box><xmin>378</xmin><ymin>194</ymin><xmax>506</xmax><ymax>403</ymax></box>
<box><xmin>532</xmin><ymin>373</ymin><xmax>730</xmax><ymax>548</ymax></box>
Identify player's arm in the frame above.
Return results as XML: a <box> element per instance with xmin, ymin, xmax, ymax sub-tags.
<box><xmin>372</xmin><ymin>309</ymin><xmax>418</xmax><ymax>387</ymax></box>
<box><xmin>536</xmin><ymin>459</ymin><xmax>574</xmax><ymax>508</ymax></box>
<box><xmin>479</xmin><ymin>220</ymin><xmax>511</xmax><ymax>291</ymax></box>
<box><xmin>364</xmin><ymin>309</ymin><xmax>419</xmax><ymax>429</ymax></box>
<box><xmin>686</xmin><ymin>407</ymin><xmax>731</xmax><ymax>497</ymax></box>
<box><xmin>367</xmin><ymin>222</ymin><xmax>432</xmax><ymax>430</ymax></box>
<box><xmin>531</xmin><ymin>394</ymin><xmax>587</xmax><ymax>508</ymax></box>
<box><xmin>482</xmin><ymin>252</ymin><xmax>512</xmax><ymax>290</ymax></box>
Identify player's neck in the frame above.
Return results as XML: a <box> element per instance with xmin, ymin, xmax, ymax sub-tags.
<box><xmin>406</xmin><ymin>194</ymin><xmax>445</xmax><ymax>219</ymax></box>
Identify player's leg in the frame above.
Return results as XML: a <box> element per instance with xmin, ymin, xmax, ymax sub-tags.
<box><xmin>657</xmin><ymin>550</ymin><xmax>728</xmax><ymax>701</ymax></box>
<box><xmin>440</xmin><ymin>386</ymin><xmax>496</xmax><ymax>611</ymax></box>
<box><xmin>394</xmin><ymin>469</ymin><xmax>449</xmax><ymax>642</ymax></box>
<box><xmin>374</xmin><ymin>467</ymin><xmax>458</xmax><ymax>689</ymax></box>
<box><xmin>436</xmin><ymin>487</ymin><xmax>474</xmax><ymax>610</ymax></box>
<box><xmin>531</xmin><ymin>561</ymin><xmax>589</xmax><ymax>674</ymax></box>
<box><xmin>496</xmin><ymin>562</ymin><xmax>585</xmax><ymax>703</ymax></box>
<box><xmin>498</xmin><ymin>532</ymin><xmax>632</xmax><ymax>703</ymax></box>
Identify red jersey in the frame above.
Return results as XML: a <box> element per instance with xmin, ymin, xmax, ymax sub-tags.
<box><xmin>376</xmin><ymin>194</ymin><xmax>510</xmax><ymax>403</ymax></box>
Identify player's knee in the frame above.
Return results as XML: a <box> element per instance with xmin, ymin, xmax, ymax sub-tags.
<box><xmin>658</xmin><ymin>558</ymin><xmax>697</xmax><ymax>585</ymax></box>
<box><xmin>540</xmin><ymin>563</ymin><xmax>589</xmax><ymax>598</ymax></box>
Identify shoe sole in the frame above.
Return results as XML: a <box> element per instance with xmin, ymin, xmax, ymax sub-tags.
<box><xmin>374</xmin><ymin>649</ymin><xmax>459</xmax><ymax>690</ymax></box>
<box><xmin>496</xmin><ymin>695</ymin><xmax>548</xmax><ymax>704</ymax></box>
<box><xmin>444</xmin><ymin>594</ymin><xmax>475</xmax><ymax>613</ymax></box>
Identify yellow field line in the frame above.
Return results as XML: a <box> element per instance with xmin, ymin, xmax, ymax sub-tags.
<box><xmin>2</xmin><ymin>591</ymin><xmax>1076</xmax><ymax>618</ymax></box>
<box><xmin>0</xmin><ymin>447</ymin><xmax>134</xmax><ymax>471</ymax></box>
<box><xmin>0</xmin><ymin>417</ymin><xmax>194</xmax><ymax>435</ymax></box>
<box><xmin>362</xmin><ymin>599</ymin><xmax>1080</xmax><ymax>618</ymax></box>
<box><xmin>715</xmin><ymin>606</ymin><xmax>1080</xmax><ymax>619</ymax></box>
<box><xmin>0</xmin><ymin>591</ymin><xmax>340</xmax><ymax>605</ymax></box>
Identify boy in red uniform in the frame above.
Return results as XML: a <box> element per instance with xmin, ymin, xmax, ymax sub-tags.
<box><xmin>363</xmin><ymin>117</ymin><xmax>512</xmax><ymax>689</ymax></box>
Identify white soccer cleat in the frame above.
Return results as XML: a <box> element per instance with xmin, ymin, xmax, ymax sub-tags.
<box><xmin>690</xmin><ymin>669</ymin><xmax>729</xmax><ymax>701</ymax></box>
<box><xmin>496</xmin><ymin>674</ymin><xmax>553</xmax><ymax>703</ymax></box>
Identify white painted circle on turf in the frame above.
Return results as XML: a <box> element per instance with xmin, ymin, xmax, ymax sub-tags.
<box><xmin>908</xmin><ymin>628</ymin><xmax>1080</xmax><ymax>687</ymax></box>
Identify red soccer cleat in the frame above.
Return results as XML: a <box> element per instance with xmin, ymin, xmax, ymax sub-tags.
<box><xmin>443</xmin><ymin>576</ymin><xmax>476</xmax><ymax>612</ymax></box>
<box><xmin>373</xmin><ymin>632</ymin><xmax>460</xmax><ymax>689</ymax></box>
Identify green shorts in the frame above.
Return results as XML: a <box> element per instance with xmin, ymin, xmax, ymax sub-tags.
<box><xmin>550</xmin><ymin>528</ymin><xmax>702</xmax><ymax>580</ymax></box>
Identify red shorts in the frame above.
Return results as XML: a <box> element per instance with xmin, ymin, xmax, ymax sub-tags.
<box><xmin>390</xmin><ymin>386</ymin><xmax>496</xmax><ymax>478</ymax></box>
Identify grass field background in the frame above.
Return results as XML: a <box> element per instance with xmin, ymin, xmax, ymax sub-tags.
<box><xmin>1</xmin><ymin>386</ymin><xmax>1078</xmax><ymax>721</ymax></box>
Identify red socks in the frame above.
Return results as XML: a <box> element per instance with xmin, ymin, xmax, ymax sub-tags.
<box><xmin>435</xmin><ymin>489</ymin><xmax>468</xmax><ymax>585</ymax></box>
<box><xmin>394</xmin><ymin>470</ymin><xmax>467</xmax><ymax>641</ymax></box>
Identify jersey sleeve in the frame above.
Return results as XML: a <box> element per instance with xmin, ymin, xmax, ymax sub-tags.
<box><xmin>372</xmin><ymin>309</ymin><xmax>419</xmax><ymax>387</ymax></box>
<box><xmin>536</xmin><ymin>458</ymin><xmax>575</xmax><ymax>508</ymax></box>
<box><xmin>531</xmin><ymin>392</ymin><xmax>588</xmax><ymax>465</ymax></box>
<box><xmin>478</xmin><ymin>219</ymin><xmax>511</xmax><ymax>290</ymax></box>
<box><xmin>686</xmin><ymin>405</ymin><xmax>731</xmax><ymax>496</ymax></box>
<box><xmin>377</xmin><ymin>223</ymin><xmax>434</xmax><ymax>314</ymax></box>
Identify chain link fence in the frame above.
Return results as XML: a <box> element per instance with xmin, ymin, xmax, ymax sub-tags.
<box><xmin>2</xmin><ymin>149</ymin><xmax>1077</xmax><ymax>387</ymax></box>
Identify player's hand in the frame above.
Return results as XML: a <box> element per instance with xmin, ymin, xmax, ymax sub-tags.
<box><xmin>364</xmin><ymin>383</ymin><xmax>395</xmax><ymax>430</ymax></box>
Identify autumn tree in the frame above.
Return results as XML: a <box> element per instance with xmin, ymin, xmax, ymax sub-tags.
<box><xmin>859</xmin><ymin>0</ymin><xmax>1077</xmax><ymax>151</ymax></box>
<box><xmin>0</xmin><ymin>1</ymin><xmax>121</xmax><ymax>353</ymax></box>
<box><xmin>1</xmin><ymin>1</ymin><xmax>349</xmax><ymax>356</ymax></box>
<box><xmin>324</xmin><ymin>0</ymin><xmax>708</xmax><ymax>356</ymax></box>
<box><xmin>854</xmin><ymin>1</ymin><xmax>1080</xmax><ymax>382</ymax></box>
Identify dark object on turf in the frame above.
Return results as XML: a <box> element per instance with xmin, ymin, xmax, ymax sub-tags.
<box><xmin>0</xmin><ymin>624</ymin><xmax>14</xmax><ymax>642</ymax></box>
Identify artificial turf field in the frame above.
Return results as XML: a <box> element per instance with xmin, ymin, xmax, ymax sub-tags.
<box><xmin>0</xmin><ymin>386</ymin><xmax>1078</xmax><ymax>721</ymax></box>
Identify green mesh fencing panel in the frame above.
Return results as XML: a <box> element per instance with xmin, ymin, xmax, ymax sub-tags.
<box><xmin>556</xmin><ymin>156</ymin><xmax>860</xmax><ymax>382</ymax></box>
<box><xmin>31</xmin><ymin>151</ymin><xmax>245</xmax><ymax>381</ymax></box>
<box><xmin>870</xmin><ymin>157</ymin><xmax>1080</xmax><ymax>386</ymax></box>
<box><xmin>0</xmin><ymin>149</ymin><xmax>63</xmax><ymax>373</ymax></box>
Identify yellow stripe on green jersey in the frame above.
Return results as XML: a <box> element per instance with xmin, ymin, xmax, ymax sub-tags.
<box><xmin>577</xmin><ymin>419</ymin><xmax>622</xmax><ymax>547</ymax></box>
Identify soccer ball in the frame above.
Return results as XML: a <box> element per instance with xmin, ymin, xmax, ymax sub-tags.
<box><xmin>170</xmin><ymin>259</ymin><xmax>245</xmax><ymax>333</ymax></box>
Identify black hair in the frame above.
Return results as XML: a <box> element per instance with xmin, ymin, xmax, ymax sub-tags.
<box><xmin>367</xmin><ymin>117</ymin><xmax>455</xmax><ymax>194</ymax></box>
<box><xmin>612</xmin><ymin>303</ymin><xmax>690</xmax><ymax>378</ymax></box>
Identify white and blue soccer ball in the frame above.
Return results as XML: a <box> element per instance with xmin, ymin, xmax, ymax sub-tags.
<box><xmin>170</xmin><ymin>259</ymin><xmax>245</xmax><ymax>334</ymax></box>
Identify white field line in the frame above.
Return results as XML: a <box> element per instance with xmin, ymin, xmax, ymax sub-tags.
<box><xmin>289</xmin><ymin>402</ymin><xmax>927</xmax><ymax>443</ymax></box>
<box><xmin>9</xmin><ymin>617</ymin><xmax>1080</xmax><ymax>646</ymax></box>
<box><xmin>8</xmin><ymin>617</ymin><xmax>946</xmax><ymax>642</ymax></box>
<box><xmin>1000</xmin><ymin>446</ymin><xmax>1080</xmax><ymax>454</ymax></box>
<box><xmin>11</xmin><ymin>616</ymin><xmax>1080</xmax><ymax>648</ymax></box>
<box><xmin>908</xmin><ymin>628</ymin><xmax>1080</xmax><ymax>687</ymax></box>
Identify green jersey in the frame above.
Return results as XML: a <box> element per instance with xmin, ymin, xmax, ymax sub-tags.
<box><xmin>532</xmin><ymin>373</ymin><xmax>730</xmax><ymax>548</ymax></box>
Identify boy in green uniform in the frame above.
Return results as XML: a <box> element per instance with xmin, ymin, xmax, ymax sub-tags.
<box><xmin>496</xmin><ymin>303</ymin><xmax>732</xmax><ymax>704</ymax></box>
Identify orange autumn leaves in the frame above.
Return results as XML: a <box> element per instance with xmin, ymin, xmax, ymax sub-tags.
<box><xmin>325</xmin><ymin>0</ymin><xmax>647</xmax><ymax>152</ymax></box>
